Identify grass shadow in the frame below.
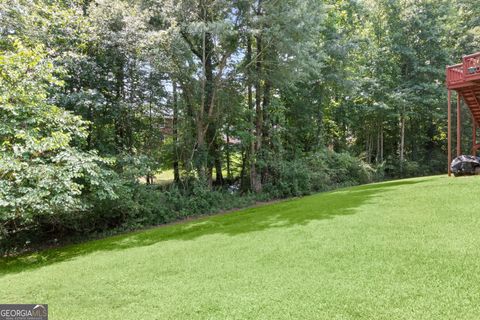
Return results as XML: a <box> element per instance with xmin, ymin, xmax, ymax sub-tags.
<box><xmin>0</xmin><ymin>178</ymin><xmax>430</xmax><ymax>276</ymax></box>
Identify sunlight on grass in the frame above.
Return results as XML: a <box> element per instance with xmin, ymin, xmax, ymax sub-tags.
<box><xmin>140</xmin><ymin>153</ymin><xmax>243</xmax><ymax>185</ymax></box>
<box><xmin>2</xmin><ymin>176</ymin><xmax>480</xmax><ymax>319</ymax></box>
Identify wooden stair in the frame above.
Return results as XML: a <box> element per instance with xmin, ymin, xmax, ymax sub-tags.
<box><xmin>459</xmin><ymin>86</ymin><xmax>480</xmax><ymax>126</ymax></box>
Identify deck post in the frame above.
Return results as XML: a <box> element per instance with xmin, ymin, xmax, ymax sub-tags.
<box><xmin>473</xmin><ymin>118</ymin><xmax>477</xmax><ymax>156</ymax></box>
<box><xmin>448</xmin><ymin>90</ymin><xmax>452</xmax><ymax>176</ymax></box>
<box><xmin>457</xmin><ymin>93</ymin><xmax>461</xmax><ymax>156</ymax></box>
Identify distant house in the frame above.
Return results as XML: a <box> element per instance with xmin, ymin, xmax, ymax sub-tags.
<box><xmin>160</xmin><ymin>116</ymin><xmax>173</xmax><ymax>135</ymax></box>
<box><xmin>222</xmin><ymin>133</ymin><xmax>241</xmax><ymax>145</ymax></box>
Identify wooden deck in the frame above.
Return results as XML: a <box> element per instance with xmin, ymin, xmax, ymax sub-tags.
<box><xmin>446</xmin><ymin>52</ymin><xmax>480</xmax><ymax>175</ymax></box>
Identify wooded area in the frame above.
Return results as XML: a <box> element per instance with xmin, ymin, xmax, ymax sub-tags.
<box><xmin>1</xmin><ymin>0</ymin><xmax>478</xmax><ymax>252</ymax></box>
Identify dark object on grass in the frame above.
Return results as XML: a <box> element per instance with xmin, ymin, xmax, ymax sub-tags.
<box><xmin>451</xmin><ymin>155</ymin><xmax>480</xmax><ymax>176</ymax></box>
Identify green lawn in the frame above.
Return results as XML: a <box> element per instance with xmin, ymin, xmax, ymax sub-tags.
<box><xmin>2</xmin><ymin>175</ymin><xmax>480</xmax><ymax>319</ymax></box>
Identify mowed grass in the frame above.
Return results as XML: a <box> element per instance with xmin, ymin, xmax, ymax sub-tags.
<box><xmin>2</xmin><ymin>175</ymin><xmax>480</xmax><ymax>319</ymax></box>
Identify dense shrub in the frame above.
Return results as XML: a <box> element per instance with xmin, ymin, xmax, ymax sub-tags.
<box><xmin>97</xmin><ymin>181</ymin><xmax>257</xmax><ymax>228</ymax></box>
<box><xmin>384</xmin><ymin>158</ymin><xmax>435</xmax><ymax>178</ymax></box>
<box><xmin>263</xmin><ymin>151</ymin><xmax>375</xmax><ymax>198</ymax></box>
<box><xmin>1</xmin><ymin>147</ymin><xmax>378</xmax><ymax>254</ymax></box>
<box><xmin>263</xmin><ymin>158</ymin><xmax>312</xmax><ymax>198</ymax></box>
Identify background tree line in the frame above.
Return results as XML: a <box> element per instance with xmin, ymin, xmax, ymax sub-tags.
<box><xmin>1</xmin><ymin>0</ymin><xmax>478</xmax><ymax>252</ymax></box>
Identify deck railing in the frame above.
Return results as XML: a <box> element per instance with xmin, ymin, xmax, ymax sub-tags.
<box><xmin>464</xmin><ymin>52</ymin><xmax>480</xmax><ymax>79</ymax></box>
<box><xmin>446</xmin><ymin>52</ymin><xmax>480</xmax><ymax>88</ymax></box>
<box><xmin>446</xmin><ymin>63</ymin><xmax>464</xmax><ymax>86</ymax></box>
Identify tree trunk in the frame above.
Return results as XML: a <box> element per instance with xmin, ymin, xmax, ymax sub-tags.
<box><xmin>204</xmin><ymin>33</ymin><xmax>216</xmax><ymax>186</ymax></box>
<box><xmin>115</xmin><ymin>57</ymin><xmax>125</xmax><ymax>150</ymax></box>
<box><xmin>194</xmin><ymin>25</ymin><xmax>215</xmax><ymax>184</ymax></box>
<box><xmin>252</xmin><ymin>32</ymin><xmax>263</xmax><ymax>193</ymax></box>
<box><xmin>214</xmin><ymin>155</ymin><xmax>224</xmax><ymax>185</ymax></box>
<box><xmin>380</xmin><ymin>123</ymin><xmax>384</xmax><ymax>162</ymax></box>
<box><xmin>245</xmin><ymin>35</ymin><xmax>258</xmax><ymax>192</ymax></box>
<box><xmin>226</xmin><ymin>131</ymin><xmax>232</xmax><ymax>180</ymax></box>
<box><xmin>261</xmin><ymin>77</ymin><xmax>271</xmax><ymax>183</ymax></box>
<box><xmin>196</xmin><ymin>115</ymin><xmax>207</xmax><ymax>181</ymax></box>
<box><xmin>365</xmin><ymin>131</ymin><xmax>371</xmax><ymax>163</ymax></box>
<box><xmin>172</xmin><ymin>80</ymin><xmax>180</xmax><ymax>183</ymax></box>
<box><xmin>376</xmin><ymin>127</ymin><xmax>379</xmax><ymax>164</ymax></box>
<box><xmin>262</xmin><ymin>78</ymin><xmax>271</xmax><ymax>144</ymax></box>
<box><xmin>316</xmin><ymin>87</ymin><xmax>323</xmax><ymax>147</ymax></box>
<box><xmin>400</xmin><ymin>112</ymin><xmax>405</xmax><ymax>173</ymax></box>
<box><xmin>240</xmin><ymin>149</ymin><xmax>247</xmax><ymax>189</ymax></box>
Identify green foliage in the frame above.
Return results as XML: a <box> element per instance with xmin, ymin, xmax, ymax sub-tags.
<box><xmin>116</xmin><ymin>153</ymin><xmax>160</xmax><ymax>182</ymax></box>
<box><xmin>264</xmin><ymin>151</ymin><xmax>375</xmax><ymax>198</ymax></box>
<box><xmin>0</xmin><ymin>41</ymin><xmax>118</xmax><ymax>252</ymax></box>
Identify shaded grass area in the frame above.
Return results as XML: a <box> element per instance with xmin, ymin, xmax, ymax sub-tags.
<box><xmin>2</xmin><ymin>176</ymin><xmax>480</xmax><ymax>319</ymax></box>
<box><xmin>0</xmin><ymin>179</ymin><xmax>418</xmax><ymax>275</ymax></box>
